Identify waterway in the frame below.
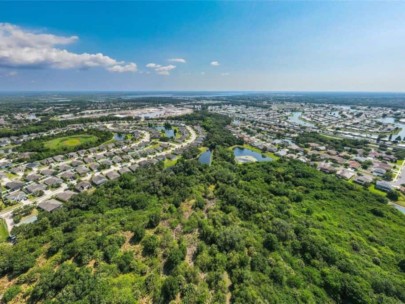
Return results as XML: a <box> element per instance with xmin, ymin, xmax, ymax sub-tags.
<box><xmin>288</xmin><ymin>112</ymin><xmax>315</xmax><ymax>127</ymax></box>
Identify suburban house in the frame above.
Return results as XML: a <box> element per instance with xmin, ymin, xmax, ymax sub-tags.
<box><xmin>353</xmin><ymin>175</ymin><xmax>373</xmax><ymax>186</ymax></box>
<box><xmin>75</xmin><ymin>181</ymin><xmax>92</xmax><ymax>192</ymax></box>
<box><xmin>106</xmin><ymin>171</ymin><xmax>120</xmax><ymax>180</ymax></box>
<box><xmin>43</xmin><ymin>177</ymin><xmax>63</xmax><ymax>188</ymax></box>
<box><xmin>5</xmin><ymin>190</ymin><xmax>27</xmax><ymax>202</ymax></box>
<box><xmin>38</xmin><ymin>199</ymin><xmax>63</xmax><ymax>212</ymax></box>
<box><xmin>25</xmin><ymin>183</ymin><xmax>46</xmax><ymax>196</ymax></box>
<box><xmin>91</xmin><ymin>175</ymin><xmax>108</xmax><ymax>186</ymax></box>
<box><xmin>375</xmin><ymin>180</ymin><xmax>393</xmax><ymax>192</ymax></box>
<box><xmin>5</xmin><ymin>181</ymin><xmax>25</xmax><ymax>191</ymax></box>
<box><xmin>55</xmin><ymin>191</ymin><xmax>76</xmax><ymax>203</ymax></box>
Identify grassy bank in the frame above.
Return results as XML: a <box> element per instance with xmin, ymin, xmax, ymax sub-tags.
<box><xmin>0</xmin><ymin>218</ymin><xmax>8</xmax><ymax>242</ymax></box>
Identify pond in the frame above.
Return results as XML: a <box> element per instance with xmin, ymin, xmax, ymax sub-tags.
<box><xmin>288</xmin><ymin>112</ymin><xmax>315</xmax><ymax>127</ymax></box>
<box><xmin>198</xmin><ymin>150</ymin><xmax>212</xmax><ymax>165</ymax></box>
<box><xmin>233</xmin><ymin>147</ymin><xmax>273</xmax><ymax>163</ymax></box>
<box><xmin>156</xmin><ymin>126</ymin><xmax>175</xmax><ymax>138</ymax></box>
<box><xmin>114</xmin><ymin>133</ymin><xmax>126</xmax><ymax>141</ymax></box>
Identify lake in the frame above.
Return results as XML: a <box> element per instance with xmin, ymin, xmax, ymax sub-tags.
<box><xmin>288</xmin><ymin>112</ymin><xmax>315</xmax><ymax>127</ymax></box>
<box><xmin>198</xmin><ymin>150</ymin><xmax>212</xmax><ymax>165</ymax></box>
<box><xmin>156</xmin><ymin>126</ymin><xmax>175</xmax><ymax>138</ymax></box>
<box><xmin>233</xmin><ymin>147</ymin><xmax>272</xmax><ymax>163</ymax></box>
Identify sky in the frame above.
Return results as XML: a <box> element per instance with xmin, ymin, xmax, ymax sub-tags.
<box><xmin>1</xmin><ymin>1</ymin><xmax>405</xmax><ymax>92</ymax></box>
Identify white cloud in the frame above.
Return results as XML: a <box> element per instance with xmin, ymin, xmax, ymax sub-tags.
<box><xmin>168</xmin><ymin>58</ymin><xmax>186</xmax><ymax>63</ymax></box>
<box><xmin>210</xmin><ymin>61</ymin><xmax>220</xmax><ymax>66</ymax></box>
<box><xmin>146</xmin><ymin>63</ymin><xmax>176</xmax><ymax>75</ymax></box>
<box><xmin>0</xmin><ymin>23</ymin><xmax>137</xmax><ymax>73</ymax></box>
<box><xmin>221</xmin><ymin>72</ymin><xmax>230</xmax><ymax>76</ymax></box>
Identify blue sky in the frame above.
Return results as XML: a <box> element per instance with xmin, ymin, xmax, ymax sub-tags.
<box><xmin>1</xmin><ymin>1</ymin><xmax>405</xmax><ymax>91</ymax></box>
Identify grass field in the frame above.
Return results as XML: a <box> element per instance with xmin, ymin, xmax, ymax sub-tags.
<box><xmin>368</xmin><ymin>184</ymin><xmax>387</xmax><ymax>196</ymax></box>
<box><xmin>164</xmin><ymin>158</ymin><xmax>179</xmax><ymax>168</ymax></box>
<box><xmin>0</xmin><ymin>219</ymin><xmax>8</xmax><ymax>242</ymax></box>
<box><xmin>44</xmin><ymin>134</ymin><xmax>98</xmax><ymax>150</ymax></box>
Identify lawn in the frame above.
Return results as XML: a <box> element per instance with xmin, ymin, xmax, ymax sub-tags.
<box><xmin>368</xmin><ymin>184</ymin><xmax>387</xmax><ymax>196</ymax></box>
<box><xmin>164</xmin><ymin>158</ymin><xmax>179</xmax><ymax>168</ymax></box>
<box><xmin>0</xmin><ymin>218</ymin><xmax>8</xmax><ymax>242</ymax></box>
<box><xmin>44</xmin><ymin>134</ymin><xmax>98</xmax><ymax>150</ymax></box>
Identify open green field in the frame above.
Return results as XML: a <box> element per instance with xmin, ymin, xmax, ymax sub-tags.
<box><xmin>44</xmin><ymin>134</ymin><xmax>98</xmax><ymax>150</ymax></box>
<box><xmin>164</xmin><ymin>157</ymin><xmax>179</xmax><ymax>168</ymax></box>
<box><xmin>0</xmin><ymin>219</ymin><xmax>8</xmax><ymax>242</ymax></box>
<box><xmin>368</xmin><ymin>184</ymin><xmax>387</xmax><ymax>196</ymax></box>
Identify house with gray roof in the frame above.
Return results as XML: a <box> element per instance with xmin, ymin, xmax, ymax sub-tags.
<box><xmin>25</xmin><ymin>174</ymin><xmax>41</xmax><ymax>182</ymax></box>
<box><xmin>5</xmin><ymin>181</ymin><xmax>25</xmax><ymax>191</ymax></box>
<box><xmin>118</xmin><ymin>167</ymin><xmax>131</xmax><ymax>175</ymax></box>
<box><xmin>375</xmin><ymin>180</ymin><xmax>393</xmax><ymax>192</ymax></box>
<box><xmin>55</xmin><ymin>191</ymin><xmax>76</xmax><ymax>203</ymax></box>
<box><xmin>71</xmin><ymin>160</ymin><xmax>84</xmax><ymax>167</ymax></box>
<box><xmin>38</xmin><ymin>199</ymin><xmax>62</xmax><ymax>212</ymax></box>
<box><xmin>43</xmin><ymin>177</ymin><xmax>63</xmax><ymax>188</ymax></box>
<box><xmin>106</xmin><ymin>171</ymin><xmax>120</xmax><ymax>181</ymax></box>
<box><xmin>59</xmin><ymin>171</ymin><xmax>76</xmax><ymax>181</ymax></box>
<box><xmin>5</xmin><ymin>191</ymin><xmax>27</xmax><ymax>202</ymax></box>
<box><xmin>76</xmin><ymin>166</ymin><xmax>90</xmax><ymax>177</ymax></box>
<box><xmin>25</xmin><ymin>183</ymin><xmax>46</xmax><ymax>196</ymax></box>
<box><xmin>91</xmin><ymin>175</ymin><xmax>108</xmax><ymax>186</ymax></box>
<box><xmin>40</xmin><ymin>169</ymin><xmax>56</xmax><ymax>176</ymax></box>
<box><xmin>75</xmin><ymin>181</ymin><xmax>92</xmax><ymax>192</ymax></box>
<box><xmin>89</xmin><ymin>163</ymin><xmax>100</xmax><ymax>171</ymax></box>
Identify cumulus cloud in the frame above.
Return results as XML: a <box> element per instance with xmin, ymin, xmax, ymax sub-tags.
<box><xmin>146</xmin><ymin>63</ymin><xmax>176</xmax><ymax>75</ymax></box>
<box><xmin>168</xmin><ymin>58</ymin><xmax>186</xmax><ymax>63</ymax></box>
<box><xmin>210</xmin><ymin>61</ymin><xmax>220</xmax><ymax>66</ymax></box>
<box><xmin>0</xmin><ymin>23</ymin><xmax>137</xmax><ymax>73</ymax></box>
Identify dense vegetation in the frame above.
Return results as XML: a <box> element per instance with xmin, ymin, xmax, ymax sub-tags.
<box><xmin>16</xmin><ymin>129</ymin><xmax>112</xmax><ymax>161</ymax></box>
<box><xmin>0</xmin><ymin>113</ymin><xmax>404</xmax><ymax>304</ymax></box>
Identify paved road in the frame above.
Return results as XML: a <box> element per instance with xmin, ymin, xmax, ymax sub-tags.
<box><xmin>392</xmin><ymin>160</ymin><xmax>405</xmax><ymax>188</ymax></box>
